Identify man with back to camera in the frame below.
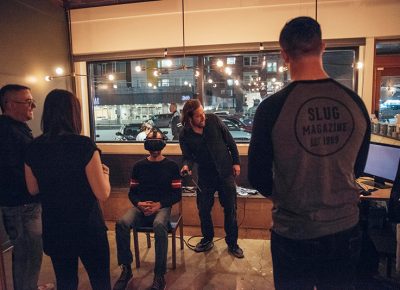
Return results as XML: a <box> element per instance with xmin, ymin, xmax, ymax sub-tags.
<box><xmin>169</xmin><ymin>102</ymin><xmax>182</xmax><ymax>140</ymax></box>
<box><xmin>113</xmin><ymin>129</ymin><xmax>182</xmax><ymax>290</ymax></box>
<box><xmin>248</xmin><ymin>17</ymin><xmax>371</xmax><ymax>289</ymax></box>
<box><xmin>0</xmin><ymin>84</ymin><xmax>43</xmax><ymax>290</ymax></box>
<box><xmin>179</xmin><ymin>99</ymin><xmax>244</xmax><ymax>258</ymax></box>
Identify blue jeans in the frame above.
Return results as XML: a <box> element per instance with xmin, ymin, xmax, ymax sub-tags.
<box><xmin>115</xmin><ymin>207</ymin><xmax>171</xmax><ymax>275</ymax></box>
<box><xmin>1</xmin><ymin>203</ymin><xmax>43</xmax><ymax>290</ymax></box>
<box><xmin>271</xmin><ymin>225</ymin><xmax>361</xmax><ymax>290</ymax></box>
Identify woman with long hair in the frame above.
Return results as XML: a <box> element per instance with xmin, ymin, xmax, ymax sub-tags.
<box><xmin>24</xmin><ymin>89</ymin><xmax>111</xmax><ymax>290</ymax></box>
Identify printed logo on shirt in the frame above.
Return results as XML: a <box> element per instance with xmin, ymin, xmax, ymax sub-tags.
<box><xmin>294</xmin><ymin>97</ymin><xmax>354</xmax><ymax>157</ymax></box>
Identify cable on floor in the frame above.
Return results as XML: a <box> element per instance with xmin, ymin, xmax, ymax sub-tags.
<box><xmin>174</xmin><ymin>195</ymin><xmax>249</xmax><ymax>252</ymax></box>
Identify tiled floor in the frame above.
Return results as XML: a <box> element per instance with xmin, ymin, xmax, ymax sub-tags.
<box><xmin>37</xmin><ymin>230</ymin><xmax>400</xmax><ymax>290</ymax></box>
<box><xmin>34</xmin><ymin>231</ymin><xmax>400</xmax><ymax>290</ymax></box>
<box><xmin>38</xmin><ymin>230</ymin><xmax>275</xmax><ymax>290</ymax></box>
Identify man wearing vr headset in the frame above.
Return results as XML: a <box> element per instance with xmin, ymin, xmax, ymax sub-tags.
<box><xmin>113</xmin><ymin>129</ymin><xmax>182</xmax><ymax>290</ymax></box>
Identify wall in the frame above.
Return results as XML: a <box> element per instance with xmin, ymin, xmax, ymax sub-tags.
<box><xmin>0</xmin><ymin>0</ymin><xmax>72</xmax><ymax>136</ymax></box>
<box><xmin>70</xmin><ymin>0</ymin><xmax>400</xmax><ymax>55</ymax></box>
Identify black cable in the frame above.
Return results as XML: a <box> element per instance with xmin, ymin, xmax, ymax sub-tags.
<box><xmin>175</xmin><ymin>194</ymin><xmax>249</xmax><ymax>252</ymax></box>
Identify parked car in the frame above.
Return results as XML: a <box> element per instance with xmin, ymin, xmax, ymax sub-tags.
<box><xmin>115</xmin><ymin>123</ymin><xmax>142</xmax><ymax>141</ymax></box>
<box><xmin>214</xmin><ymin>111</ymin><xmax>230</xmax><ymax>116</ymax></box>
<box><xmin>150</xmin><ymin>113</ymin><xmax>173</xmax><ymax>128</ymax></box>
<box><xmin>115</xmin><ymin>122</ymin><xmax>171</xmax><ymax>141</ymax></box>
<box><xmin>220</xmin><ymin>115</ymin><xmax>252</xmax><ymax>133</ymax></box>
<box><xmin>221</xmin><ymin>118</ymin><xmax>252</xmax><ymax>141</ymax></box>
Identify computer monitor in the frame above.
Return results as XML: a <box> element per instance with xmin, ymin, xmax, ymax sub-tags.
<box><xmin>363</xmin><ymin>142</ymin><xmax>400</xmax><ymax>188</ymax></box>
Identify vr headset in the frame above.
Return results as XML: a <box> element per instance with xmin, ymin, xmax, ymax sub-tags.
<box><xmin>144</xmin><ymin>138</ymin><xmax>166</xmax><ymax>151</ymax></box>
<box><xmin>144</xmin><ymin>128</ymin><xmax>167</xmax><ymax>151</ymax></box>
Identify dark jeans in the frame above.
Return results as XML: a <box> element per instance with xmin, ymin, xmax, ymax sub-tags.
<box><xmin>115</xmin><ymin>207</ymin><xmax>171</xmax><ymax>276</ymax></box>
<box><xmin>271</xmin><ymin>225</ymin><xmax>361</xmax><ymax>290</ymax></box>
<box><xmin>1</xmin><ymin>203</ymin><xmax>43</xmax><ymax>290</ymax></box>
<box><xmin>50</xmin><ymin>229</ymin><xmax>111</xmax><ymax>290</ymax></box>
<box><xmin>197</xmin><ymin>174</ymin><xmax>238</xmax><ymax>247</ymax></box>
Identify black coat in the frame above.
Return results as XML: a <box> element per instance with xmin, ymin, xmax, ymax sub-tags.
<box><xmin>0</xmin><ymin>115</ymin><xmax>38</xmax><ymax>206</ymax></box>
<box><xmin>179</xmin><ymin>114</ymin><xmax>240</xmax><ymax>178</ymax></box>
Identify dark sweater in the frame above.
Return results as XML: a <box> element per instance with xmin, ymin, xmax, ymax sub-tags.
<box><xmin>0</xmin><ymin>115</ymin><xmax>39</xmax><ymax>206</ymax></box>
<box><xmin>128</xmin><ymin>158</ymin><xmax>182</xmax><ymax>208</ymax></box>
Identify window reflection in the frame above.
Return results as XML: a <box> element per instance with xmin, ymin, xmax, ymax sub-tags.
<box><xmin>88</xmin><ymin>49</ymin><xmax>356</xmax><ymax>143</ymax></box>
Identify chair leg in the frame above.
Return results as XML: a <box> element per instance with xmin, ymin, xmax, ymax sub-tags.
<box><xmin>172</xmin><ymin>232</ymin><xmax>176</xmax><ymax>269</ymax></box>
<box><xmin>146</xmin><ymin>232</ymin><xmax>151</xmax><ymax>248</ymax></box>
<box><xmin>179</xmin><ymin>222</ymin><xmax>184</xmax><ymax>250</ymax></box>
<box><xmin>133</xmin><ymin>231</ymin><xmax>140</xmax><ymax>268</ymax></box>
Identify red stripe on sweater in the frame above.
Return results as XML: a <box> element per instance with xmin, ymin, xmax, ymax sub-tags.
<box><xmin>171</xmin><ymin>179</ymin><xmax>182</xmax><ymax>189</ymax></box>
<box><xmin>130</xmin><ymin>179</ymin><xmax>139</xmax><ymax>188</ymax></box>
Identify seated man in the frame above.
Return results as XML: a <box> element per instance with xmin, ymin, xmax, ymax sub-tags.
<box><xmin>113</xmin><ymin>129</ymin><xmax>182</xmax><ymax>290</ymax></box>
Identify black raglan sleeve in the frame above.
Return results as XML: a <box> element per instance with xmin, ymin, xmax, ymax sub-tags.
<box><xmin>350</xmin><ymin>94</ymin><xmax>371</xmax><ymax>178</ymax></box>
<box><xmin>248</xmin><ymin>85</ymin><xmax>294</xmax><ymax>197</ymax></box>
<box><xmin>248</xmin><ymin>100</ymin><xmax>274</xmax><ymax>196</ymax></box>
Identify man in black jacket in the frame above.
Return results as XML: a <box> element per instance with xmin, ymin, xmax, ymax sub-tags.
<box><xmin>179</xmin><ymin>99</ymin><xmax>244</xmax><ymax>258</ymax></box>
<box><xmin>0</xmin><ymin>84</ymin><xmax>43</xmax><ymax>290</ymax></box>
<box><xmin>114</xmin><ymin>129</ymin><xmax>182</xmax><ymax>290</ymax></box>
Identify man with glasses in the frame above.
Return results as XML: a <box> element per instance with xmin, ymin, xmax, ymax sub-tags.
<box><xmin>0</xmin><ymin>84</ymin><xmax>43</xmax><ymax>290</ymax></box>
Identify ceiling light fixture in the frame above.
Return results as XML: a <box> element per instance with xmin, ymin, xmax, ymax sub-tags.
<box><xmin>55</xmin><ymin>67</ymin><xmax>64</xmax><ymax>75</ymax></box>
<box><xmin>44</xmin><ymin>72</ymin><xmax>86</xmax><ymax>82</ymax></box>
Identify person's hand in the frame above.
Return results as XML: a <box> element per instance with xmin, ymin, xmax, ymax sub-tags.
<box><xmin>233</xmin><ymin>164</ymin><xmax>241</xmax><ymax>177</ymax></box>
<box><xmin>137</xmin><ymin>201</ymin><xmax>152</xmax><ymax>213</ymax></box>
<box><xmin>180</xmin><ymin>165</ymin><xmax>191</xmax><ymax>177</ymax></box>
<box><xmin>102</xmin><ymin>164</ymin><xmax>110</xmax><ymax>176</ymax></box>
<box><xmin>142</xmin><ymin>201</ymin><xmax>161</xmax><ymax>216</ymax></box>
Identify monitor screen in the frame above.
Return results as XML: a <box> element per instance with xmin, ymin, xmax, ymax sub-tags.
<box><xmin>363</xmin><ymin>142</ymin><xmax>400</xmax><ymax>187</ymax></box>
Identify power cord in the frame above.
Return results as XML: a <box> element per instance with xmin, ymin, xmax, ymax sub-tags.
<box><xmin>175</xmin><ymin>194</ymin><xmax>248</xmax><ymax>252</ymax></box>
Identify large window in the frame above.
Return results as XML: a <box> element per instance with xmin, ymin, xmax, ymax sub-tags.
<box><xmin>87</xmin><ymin>48</ymin><xmax>357</xmax><ymax>143</ymax></box>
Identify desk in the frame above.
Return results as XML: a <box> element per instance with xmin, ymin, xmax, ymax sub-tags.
<box><xmin>358</xmin><ymin>179</ymin><xmax>399</xmax><ymax>275</ymax></box>
<box><xmin>360</xmin><ymin>186</ymin><xmax>391</xmax><ymax>201</ymax></box>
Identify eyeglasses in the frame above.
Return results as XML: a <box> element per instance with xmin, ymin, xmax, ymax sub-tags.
<box><xmin>11</xmin><ymin>99</ymin><xmax>36</xmax><ymax>107</ymax></box>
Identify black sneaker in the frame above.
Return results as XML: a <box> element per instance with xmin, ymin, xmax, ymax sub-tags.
<box><xmin>113</xmin><ymin>264</ymin><xmax>132</xmax><ymax>290</ymax></box>
<box><xmin>228</xmin><ymin>244</ymin><xmax>244</xmax><ymax>258</ymax></box>
<box><xmin>150</xmin><ymin>275</ymin><xmax>166</xmax><ymax>290</ymax></box>
<box><xmin>194</xmin><ymin>238</ymin><xmax>214</xmax><ymax>252</ymax></box>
